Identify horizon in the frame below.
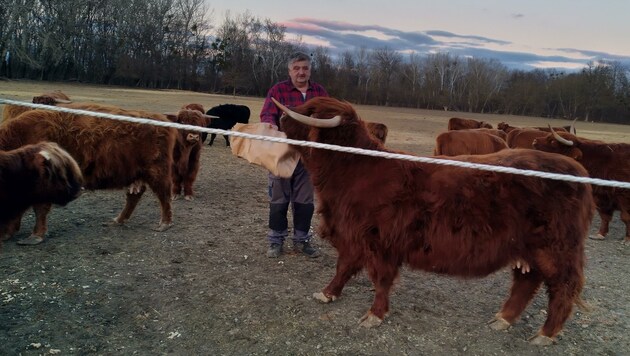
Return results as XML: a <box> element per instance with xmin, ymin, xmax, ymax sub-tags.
<box><xmin>205</xmin><ymin>1</ymin><xmax>630</xmax><ymax>71</ymax></box>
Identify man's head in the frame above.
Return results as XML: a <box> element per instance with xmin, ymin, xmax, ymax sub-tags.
<box><xmin>288</xmin><ymin>52</ymin><xmax>311</xmax><ymax>89</ymax></box>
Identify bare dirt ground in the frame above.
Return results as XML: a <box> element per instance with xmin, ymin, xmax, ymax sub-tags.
<box><xmin>0</xmin><ymin>80</ymin><xmax>628</xmax><ymax>355</ymax></box>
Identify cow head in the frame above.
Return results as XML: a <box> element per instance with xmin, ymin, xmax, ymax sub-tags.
<box><xmin>29</xmin><ymin>142</ymin><xmax>84</xmax><ymax>205</ymax></box>
<box><xmin>165</xmin><ymin>109</ymin><xmax>216</xmax><ymax>144</ymax></box>
<box><xmin>272</xmin><ymin>97</ymin><xmax>379</xmax><ymax>157</ymax></box>
<box><xmin>532</xmin><ymin>127</ymin><xmax>583</xmax><ymax>160</ymax></box>
<box><xmin>181</xmin><ymin>103</ymin><xmax>205</xmax><ymax>114</ymax></box>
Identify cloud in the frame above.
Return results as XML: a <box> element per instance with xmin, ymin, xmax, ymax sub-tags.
<box><xmin>281</xmin><ymin>18</ymin><xmax>630</xmax><ymax>71</ymax></box>
<box><xmin>511</xmin><ymin>13</ymin><xmax>524</xmax><ymax>19</ymax></box>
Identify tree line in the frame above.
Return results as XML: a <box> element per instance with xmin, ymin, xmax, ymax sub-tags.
<box><xmin>1</xmin><ymin>0</ymin><xmax>629</xmax><ymax>123</ymax></box>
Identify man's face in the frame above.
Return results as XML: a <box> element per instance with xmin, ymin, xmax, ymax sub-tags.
<box><xmin>288</xmin><ymin>60</ymin><xmax>311</xmax><ymax>87</ymax></box>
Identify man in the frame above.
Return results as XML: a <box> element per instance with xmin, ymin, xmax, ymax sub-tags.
<box><xmin>259</xmin><ymin>52</ymin><xmax>329</xmax><ymax>258</ymax></box>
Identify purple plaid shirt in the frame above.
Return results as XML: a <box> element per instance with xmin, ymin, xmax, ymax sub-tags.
<box><xmin>260</xmin><ymin>79</ymin><xmax>329</xmax><ymax>128</ymax></box>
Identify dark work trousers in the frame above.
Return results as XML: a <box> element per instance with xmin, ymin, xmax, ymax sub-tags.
<box><xmin>267</xmin><ymin>160</ymin><xmax>314</xmax><ymax>245</ymax></box>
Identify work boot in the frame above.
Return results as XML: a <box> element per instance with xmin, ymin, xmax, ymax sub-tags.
<box><xmin>266</xmin><ymin>243</ymin><xmax>283</xmax><ymax>258</ymax></box>
<box><xmin>293</xmin><ymin>241</ymin><xmax>320</xmax><ymax>258</ymax></box>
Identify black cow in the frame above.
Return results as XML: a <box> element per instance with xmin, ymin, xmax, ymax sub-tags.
<box><xmin>204</xmin><ymin>104</ymin><xmax>251</xmax><ymax>146</ymax></box>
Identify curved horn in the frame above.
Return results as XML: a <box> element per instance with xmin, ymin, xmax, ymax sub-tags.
<box><xmin>205</xmin><ymin>114</ymin><xmax>220</xmax><ymax>119</ymax></box>
<box><xmin>271</xmin><ymin>97</ymin><xmax>341</xmax><ymax>128</ymax></box>
<box><xmin>54</xmin><ymin>98</ymin><xmax>72</xmax><ymax>104</ymax></box>
<box><xmin>549</xmin><ymin>125</ymin><xmax>574</xmax><ymax>146</ymax></box>
<box><xmin>570</xmin><ymin>118</ymin><xmax>578</xmax><ymax>135</ymax></box>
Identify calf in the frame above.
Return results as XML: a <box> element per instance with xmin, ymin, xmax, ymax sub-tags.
<box><xmin>1</xmin><ymin>142</ymin><xmax>83</xmax><ymax>247</ymax></box>
<box><xmin>165</xmin><ymin>108</ymin><xmax>213</xmax><ymax>200</ymax></box>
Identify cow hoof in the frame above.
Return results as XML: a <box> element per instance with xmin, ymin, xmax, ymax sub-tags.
<box><xmin>589</xmin><ymin>233</ymin><xmax>605</xmax><ymax>240</ymax></box>
<box><xmin>171</xmin><ymin>195</ymin><xmax>180</xmax><ymax>201</ymax></box>
<box><xmin>358</xmin><ymin>312</ymin><xmax>382</xmax><ymax>328</ymax></box>
<box><xmin>184</xmin><ymin>195</ymin><xmax>194</xmax><ymax>201</ymax></box>
<box><xmin>313</xmin><ymin>292</ymin><xmax>337</xmax><ymax>303</ymax></box>
<box><xmin>16</xmin><ymin>235</ymin><xmax>45</xmax><ymax>245</ymax></box>
<box><xmin>528</xmin><ymin>334</ymin><xmax>555</xmax><ymax>346</ymax></box>
<box><xmin>153</xmin><ymin>222</ymin><xmax>172</xmax><ymax>232</ymax></box>
<box><xmin>488</xmin><ymin>315</ymin><xmax>511</xmax><ymax>331</ymax></box>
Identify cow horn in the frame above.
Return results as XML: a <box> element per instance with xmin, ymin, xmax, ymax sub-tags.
<box><xmin>549</xmin><ymin>125</ymin><xmax>574</xmax><ymax>146</ymax></box>
<box><xmin>271</xmin><ymin>97</ymin><xmax>341</xmax><ymax>128</ymax></box>
<box><xmin>54</xmin><ymin>98</ymin><xmax>72</xmax><ymax>104</ymax></box>
<box><xmin>570</xmin><ymin>118</ymin><xmax>578</xmax><ymax>135</ymax></box>
<box><xmin>205</xmin><ymin>114</ymin><xmax>219</xmax><ymax>119</ymax></box>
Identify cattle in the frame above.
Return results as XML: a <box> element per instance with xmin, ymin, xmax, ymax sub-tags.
<box><xmin>433</xmin><ymin>130</ymin><xmax>508</xmax><ymax>156</ymax></box>
<box><xmin>468</xmin><ymin>128</ymin><xmax>507</xmax><ymax>140</ymax></box>
<box><xmin>272</xmin><ymin>96</ymin><xmax>594</xmax><ymax>345</ymax></box>
<box><xmin>0</xmin><ymin>104</ymin><xmax>178</xmax><ymax>244</ymax></box>
<box><xmin>506</xmin><ymin>128</ymin><xmax>551</xmax><ymax>149</ymax></box>
<box><xmin>498</xmin><ymin>121</ymin><xmax>574</xmax><ymax>134</ymax></box>
<box><xmin>447</xmin><ymin>117</ymin><xmax>493</xmax><ymax>130</ymax></box>
<box><xmin>2</xmin><ymin>91</ymin><xmax>72</xmax><ymax>122</ymax></box>
<box><xmin>533</xmin><ymin>129</ymin><xmax>630</xmax><ymax>242</ymax></box>
<box><xmin>0</xmin><ymin>142</ymin><xmax>83</xmax><ymax>248</ymax></box>
<box><xmin>366</xmin><ymin>122</ymin><xmax>388</xmax><ymax>144</ymax></box>
<box><xmin>203</xmin><ymin>104</ymin><xmax>251</xmax><ymax>146</ymax></box>
<box><xmin>165</xmin><ymin>107</ymin><xmax>214</xmax><ymax>201</ymax></box>
<box><xmin>32</xmin><ymin>90</ymin><xmax>72</xmax><ymax>105</ymax></box>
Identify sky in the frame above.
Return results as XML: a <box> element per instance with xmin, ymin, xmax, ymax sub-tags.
<box><xmin>205</xmin><ymin>0</ymin><xmax>630</xmax><ymax>71</ymax></box>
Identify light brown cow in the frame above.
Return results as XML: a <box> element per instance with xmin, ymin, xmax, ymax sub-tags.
<box><xmin>506</xmin><ymin>128</ymin><xmax>551</xmax><ymax>149</ymax></box>
<box><xmin>433</xmin><ymin>130</ymin><xmax>508</xmax><ymax>156</ymax></box>
<box><xmin>0</xmin><ymin>104</ymin><xmax>177</xmax><ymax>244</ymax></box>
<box><xmin>2</xmin><ymin>91</ymin><xmax>73</xmax><ymax>123</ymax></box>
<box><xmin>447</xmin><ymin>117</ymin><xmax>493</xmax><ymax>130</ymax></box>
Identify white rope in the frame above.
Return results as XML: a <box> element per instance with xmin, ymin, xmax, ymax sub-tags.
<box><xmin>2</xmin><ymin>98</ymin><xmax>630</xmax><ymax>189</ymax></box>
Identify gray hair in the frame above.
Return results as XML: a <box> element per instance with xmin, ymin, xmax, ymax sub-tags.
<box><xmin>288</xmin><ymin>52</ymin><xmax>311</xmax><ymax>67</ymax></box>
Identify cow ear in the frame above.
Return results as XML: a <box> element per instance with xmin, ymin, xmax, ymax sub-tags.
<box><xmin>569</xmin><ymin>148</ymin><xmax>582</xmax><ymax>160</ymax></box>
<box><xmin>164</xmin><ymin>113</ymin><xmax>178</xmax><ymax>122</ymax></box>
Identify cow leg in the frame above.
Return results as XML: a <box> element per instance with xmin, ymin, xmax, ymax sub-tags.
<box><xmin>529</xmin><ymin>250</ymin><xmax>584</xmax><ymax>345</ymax></box>
<box><xmin>208</xmin><ymin>134</ymin><xmax>216</xmax><ymax>146</ymax></box>
<box><xmin>490</xmin><ymin>268</ymin><xmax>543</xmax><ymax>330</ymax></box>
<box><xmin>359</xmin><ymin>260</ymin><xmax>399</xmax><ymax>328</ymax></box>
<box><xmin>17</xmin><ymin>204</ymin><xmax>51</xmax><ymax>245</ymax></box>
<box><xmin>224</xmin><ymin>135</ymin><xmax>230</xmax><ymax>147</ymax></box>
<box><xmin>171</xmin><ymin>172</ymin><xmax>183</xmax><ymax>200</ymax></box>
<box><xmin>591</xmin><ymin>207</ymin><xmax>613</xmax><ymax>240</ymax></box>
<box><xmin>146</xmin><ymin>179</ymin><xmax>173</xmax><ymax>231</ymax></box>
<box><xmin>619</xmin><ymin>208</ymin><xmax>630</xmax><ymax>241</ymax></box>
<box><xmin>0</xmin><ymin>213</ymin><xmax>23</xmax><ymax>241</ymax></box>
<box><xmin>314</xmin><ymin>250</ymin><xmax>363</xmax><ymax>303</ymax></box>
<box><xmin>114</xmin><ymin>185</ymin><xmax>147</xmax><ymax>225</ymax></box>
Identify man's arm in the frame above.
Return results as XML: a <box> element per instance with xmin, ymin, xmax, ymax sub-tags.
<box><xmin>260</xmin><ymin>95</ymin><xmax>280</xmax><ymax>125</ymax></box>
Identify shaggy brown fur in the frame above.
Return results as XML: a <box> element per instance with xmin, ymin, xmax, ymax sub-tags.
<box><xmin>278</xmin><ymin>96</ymin><xmax>594</xmax><ymax>344</ymax></box>
<box><xmin>534</xmin><ymin>131</ymin><xmax>630</xmax><ymax>241</ymax></box>
<box><xmin>447</xmin><ymin>117</ymin><xmax>493</xmax><ymax>130</ymax></box>
<box><xmin>0</xmin><ymin>104</ymin><xmax>177</xmax><ymax>242</ymax></box>
<box><xmin>0</xmin><ymin>142</ymin><xmax>83</xmax><ymax>248</ymax></box>
<box><xmin>165</xmin><ymin>108</ymin><xmax>208</xmax><ymax>200</ymax></box>
<box><xmin>433</xmin><ymin>130</ymin><xmax>508</xmax><ymax>156</ymax></box>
